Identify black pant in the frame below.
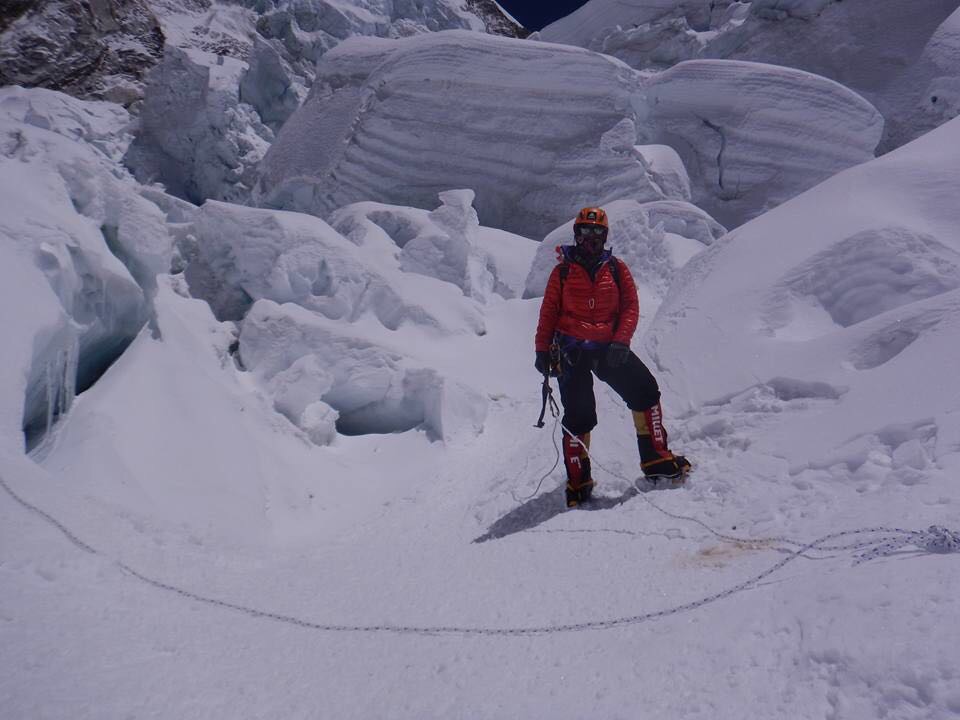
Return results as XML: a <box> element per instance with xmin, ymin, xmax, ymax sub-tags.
<box><xmin>558</xmin><ymin>347</ymin><xmax>661</xmax><ymax>435</ymax></box>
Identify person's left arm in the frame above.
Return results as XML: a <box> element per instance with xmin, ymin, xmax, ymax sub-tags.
<box><xmin>612</xmin><ymin>259</ymin><xmax>639</xmax><ymax>345</ymax></box>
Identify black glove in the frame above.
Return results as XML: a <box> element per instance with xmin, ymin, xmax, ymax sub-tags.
<box><xmin>605</xmin><ymin>342</ymin><xmax>630</xmax><ymax>368</ymax></box>
<box><xmin>534</xmin><ymin>351</ymin><xmax>551</xmax><ymax>375</ymax></box>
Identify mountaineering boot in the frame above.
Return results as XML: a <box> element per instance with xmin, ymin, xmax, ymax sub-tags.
<box><xmin>633</xmin><ymin>403</ymin><xmax>691</xmax><ymax>484</ymax></box>
<box><xmin>563</xmin><ymin>431</ymin><xmax>594</xmax><ymax>507</ymax></box>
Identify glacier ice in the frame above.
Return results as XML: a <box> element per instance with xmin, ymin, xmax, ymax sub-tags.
<box><xmin>539</xmin><ymin>0</ymin><xmax>959</xmax><ymax>153</ymax></box>
<box><xmin>184</xmin><ymin>199</ymin><xmax>485</xmax><ymax>334</ymax></box>
<box><xmin>125</xmin><ymin>46</ymin><xmax>273</xmax><ymax>206</ymax></box>
<box><xmin>257</xmin><ymin>28</ymin><xmax>886</xmax><ymax>233</ymax></box>
<box><xmin>239</xmin><ymin>35</ymin><xmax>304</xmax><ymax>132</ymax></box>
<box><xmin>240</xmin><ymin>300</ymin><xmax>488</xmax><ymax>442</ymax></box>
<box><xmin>256</xmin><ymin>31</ymin><xmax>681</xmax><ymax>238</ymax></box>
<box><xmin>0</xmin><ymin>88</ymin><xmax>178</xmax><ymax>450</ymax></box>
<box><xmin>638</xmin><ymin>59</ymin><xmax>883</xmax><ymax>228</ymax></box>
<box><xmin>330</xmin><ymin>192</ymin><xmax>538</xmax><ymax>300</ymax></box>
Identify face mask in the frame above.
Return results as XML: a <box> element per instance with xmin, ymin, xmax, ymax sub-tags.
<box><xmin>575</xmin><ymin>225</ymin><xmax>607</xmax><ymax>256</ymax></box>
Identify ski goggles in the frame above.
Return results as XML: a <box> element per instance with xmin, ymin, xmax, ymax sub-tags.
<box><xmin>575</xmin><ymin>224</ymin><xmax>607</xmax><ymax>238</ymax></box>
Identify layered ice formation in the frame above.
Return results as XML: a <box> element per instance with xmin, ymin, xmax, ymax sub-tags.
<box><xmin>258</xmin><ymin>29</ymin><xmax>887</xmax><ymax>232</ymax></box>
<box><xmin>256</xmin><ymin>31</ymin><xmax>677</xmax><ymax>238</ymax></box>
<box><xmin>639</xmin><ymin>60</ymin><xmax>883</xmax><ymax>227</ymax></box>
<box><xmin>538</xmin><ymin>0</ymin><xmax>960</xmax><ymax>152</ymax></box>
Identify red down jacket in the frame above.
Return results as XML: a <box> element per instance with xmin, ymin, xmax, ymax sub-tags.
<box><xmin>535</xmin><ymin>247</ymin><xmax>640</xmax><ymax>352</ymax></box>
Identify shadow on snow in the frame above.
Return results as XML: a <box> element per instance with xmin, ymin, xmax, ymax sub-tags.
<box><xmin>473</xmin><ymin>483</ymin><xmax>660</xmax><ymax>543</ymax></box>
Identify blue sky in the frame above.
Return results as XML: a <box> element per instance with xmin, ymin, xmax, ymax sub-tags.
<box><xmin>497</xmin><ymin>0</ymin><xmax>590</xmax><ymax>31</ymax></box>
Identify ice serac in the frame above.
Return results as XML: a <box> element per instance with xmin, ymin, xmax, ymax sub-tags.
<box><xmin>256</xmin><ymin>31</ymin><xmax>684</xmax><ymax>238</ymax></box>
<box><xmin>639</xmin><ymin>60</ymin><xmax>883</xmax><ymax>228</ymax></box>
<box><xmin>124</xmin><ymin>46</ymin><xmax>273</xmax><ymax>206</ymax></box>
<box><xmin>36</xmin><ymin>276</ymin><xmax>329</xmax><ymax>545</ymax></box>
<box><xmin>908</xmin><ymin>7</ymin><xmax>960</xmax><ymax>147</ymax></box>
<box><xmin>240</xmin><ymin>35</ymin><xmax>303</xmax><ymax>132</ymax></box>
<box><xmin>240</xmin><ymin>300</ymin><xmax>488</xmax><ymax>443</ymax></box>
<box><xmin>0</xmin><ymin>88</ymin><xmax>176</xmax><ymax>450</ymax></box>
<box><xmin>646</xmin><ymin>115</ymin><xmax>960</xmax><ymax>464</ymax></box>
<box><xmin>242</xmin><ymin>0</ymin><xmax>525</xmax><ymax>99</ymax></box>
<box><xmin>539</xmin><ymin>0</ymin><xmax>959</xmax><ymax>152</ymax></box>
<box><xmin>185</xmin><ymin>199</ymin><xmax>485</xmax><ymax>334</ymax></box>
<box><xmin>330</xmin><ymin>192</ymin><xmax>539</xmax><ymax>300</ymax></box>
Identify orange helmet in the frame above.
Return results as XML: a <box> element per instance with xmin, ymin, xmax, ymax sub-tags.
<box><xmin>574</xmin><ymin>207</ymin><xmax>608</xmax><ymax>229</ymax></box>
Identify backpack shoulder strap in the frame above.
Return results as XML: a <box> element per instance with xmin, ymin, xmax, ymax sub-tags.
<box><xmin>608</xmin><ymin>256</ymin><xmax>621</xmax><ymax>289</ymax></box>
<box><xmin>556</xmin><ymin>262</ymin><xmax>570</xmax><ymax>311</ymax></box>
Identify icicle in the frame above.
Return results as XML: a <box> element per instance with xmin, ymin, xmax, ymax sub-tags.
<box><xmin>44</xmin><ymin>357</ymin><xmax>56</xmax><ymax>439</ymax></box>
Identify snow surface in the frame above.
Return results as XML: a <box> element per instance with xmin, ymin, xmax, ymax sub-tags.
<box><xmin>647</xmin><ymin>114</ymin><xmax>960</xmax><ymax>468</ymax></box>
<box><xmin>3</xmin><ymin>60</ymin><xmax>960</xmax><ymax>720</ymax></box>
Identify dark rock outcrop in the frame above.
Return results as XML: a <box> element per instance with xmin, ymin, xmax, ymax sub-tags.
<box><xmin>0</xmin><ymin>0</ymin><xmax>165</xmax><ymax>106</ymax></box>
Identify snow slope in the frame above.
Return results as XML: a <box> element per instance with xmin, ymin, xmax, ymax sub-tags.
<box><xmin>647</xmin><ymin>114</ymin><xmax>960</xmax><ymax>471</ymax></box>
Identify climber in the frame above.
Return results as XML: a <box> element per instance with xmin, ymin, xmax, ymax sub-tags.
<box><xmin>534</xmin><ymin>207</ymin><xmax>691</xmax><ymax>508</ymax></box>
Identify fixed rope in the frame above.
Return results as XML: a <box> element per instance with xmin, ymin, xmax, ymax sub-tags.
<box><xmin>3</xmin><ymin>463</ymin><xmax>958</xmax><ymax>637</ymax></box>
